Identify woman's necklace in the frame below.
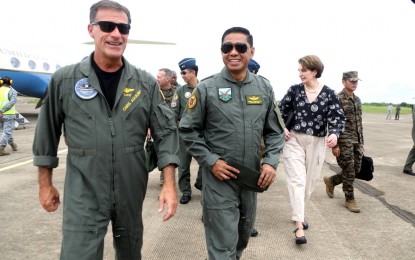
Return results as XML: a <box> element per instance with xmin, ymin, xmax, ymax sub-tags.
<box><xmin>304</xmin><ymin>83</ymin><xmax>321</xmax><ymax>93</ymax></box>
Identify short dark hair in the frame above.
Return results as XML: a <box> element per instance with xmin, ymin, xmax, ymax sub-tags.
<box><xmin>189</xmin><ymin>66</ymin><xmax>199</xmax><ymax>76</ymax></box>
<box><xmin>298</xmin><ymin>55</ymin><xmax>324</xmax><ymax>78</ymax></box>
<box><xmin>90</xmin><ymin>0</ymin><xmax>131</xmax><ymax>24</ymax></box>
<box><xmin>221</xmin><ymin>27</ymin><xmax>253</xmax><ymax>47</ymax></box>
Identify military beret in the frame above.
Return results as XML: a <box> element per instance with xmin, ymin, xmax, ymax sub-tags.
<box><xmin>227</xmin><ymin>160</ymin><xmax>268</xmax><ymax>192</ymax></box>
<box><xmin>248</xmin><ymin>59</ymin><xmax>260</xmax><ymax>74</ymax></box>
<box><xmin>178</xmin><ymin>58</ymin><xmax>197</xmax><ymax>71</ymax></box>
<box><xmin>342</xmin><ymin>71</ymin><xmax>361</xmax><ymax>81</ymax></box>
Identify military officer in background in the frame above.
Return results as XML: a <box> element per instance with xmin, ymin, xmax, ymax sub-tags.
<box><xmin>247</xmin><ymin>59</ymin><xmax>261</xmax><ymax>238</ymax></box>
<box><xmin>324</xmin><ymin>71</ymin><xmax>364</xmax><ymax>213</ymax></box>
<box><xmin>402</xmin><ymin>103</ymin><xmax>415</xmax><ymax>176</ymax></box>
<box><xmin>0</xmin><ymin>76</ymin><xmax>18</xmax><ymax>156</ymax></box>
<box><xmin>179</xmin><ymin>27</ymin><xmax>285</xmax><ymax>259</ymax></box>
<box><xmin>171</xmin><ymin>70</ymin><xmax>182</xmax><ymax>89</ymax></box>
<box><xmin>156</xmin><ymin>67</ymin><xmax>179</xmax><ymax>186</ymax></box>
<box><xmin>176</xmin><ymin>58</ymin><xmax>202</xmax><ymax>204</ymax></box>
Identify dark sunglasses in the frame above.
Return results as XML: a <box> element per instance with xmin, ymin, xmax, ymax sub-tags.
<box><xmin>92</xmin><ymin>21</ymin><xmax>131</xmax><ymax>35</ymax></box>
<box><xmin>221</xmin><ymin>42</ymin><xmax>248</xmax><ymax>54</ymax></box>
<box><xmin>180</xmin><ymin>71</ymin><xmax>187</xmax><ymax>75</ymax></box>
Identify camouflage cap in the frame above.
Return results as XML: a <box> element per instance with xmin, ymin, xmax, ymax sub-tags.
<box><xmin>342</xmin><ymin>71</ymin><xmax>361</xmax><ymax>81</ymax></box>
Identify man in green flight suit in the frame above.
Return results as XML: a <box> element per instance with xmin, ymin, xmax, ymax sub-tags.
<box><xmin>32</xmin><ymin>1</ymin><xmax>179</xmax><ymax>259</ymax></box>
<box><xmin>176</xmin><ymin>57</ymin><xmax>203</xmax><ymax>204</ymax></box>
<box><xmin>403</xmin><ymin>103</ymin><xmax>415</xmax><ymax>176</ymax></box>
<box><xmin>179</xmin><ymin>27</ymin><xmax>285</xmax><ymax>259</ymax></box>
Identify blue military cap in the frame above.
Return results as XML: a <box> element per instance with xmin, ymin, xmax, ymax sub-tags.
<box><xmin>178</xmin><ymin>58</ymin><xmax>197</xmax><ymax>71</ymax></box>
<box><xmin>248</xmin><ymin>59</ymin><xmax>260</xmax><ymax>74</ymax></box>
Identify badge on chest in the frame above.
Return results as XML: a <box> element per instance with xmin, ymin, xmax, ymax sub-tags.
<box><xmin>246</xmin><ymin>95</ymin><xmax>263</xmax><ymax>105</ymax></box>
<box><xmin>218</xmin><ymin>88</ymin><xmax>232</xmax><ymax>103</ymax></box>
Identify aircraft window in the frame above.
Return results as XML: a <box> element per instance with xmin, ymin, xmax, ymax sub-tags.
<box><xmin>43</xmin><ymin>62</ymin><xmax>50</xmax><ymax>71</ymax></box>
<box><xmin>10</xmin><ymin>57</ymin><xmax>20</xmax><ymax>68</ymax></box>
<box><xmin>28</xmin><ymin>60</ymin><xmax>36</xmax><ymax>70</ymax></box>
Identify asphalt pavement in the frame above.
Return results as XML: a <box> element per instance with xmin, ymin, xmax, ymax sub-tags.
<box><xmin>0</xmin><ymin>97</ymin><xmax>414</xmax><ymax>260</ymax></box>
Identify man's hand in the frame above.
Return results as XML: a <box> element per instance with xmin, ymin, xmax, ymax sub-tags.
<box><xmin>38</xmin><ymin>167</ymin><xmax>60</xmax><ymax>212</ymax></box>
<box><xmin>211</xmin><ymin>159</ymin><xmax>239</xmax><ymax>181</ymax></box>
<box><xmin>39</xmin><ymin>185</ymin><xmax>60</xmax><ymax>212</ymax></box>
<box><xmin>258</xmin><ymin>164</ymin><xmax>276</xmax><ymax>189</ymax></box>
<box><xmin>158</xmin><ymin>164</ymin><xmax>178</xmax><ymax>221</ymax></box>
<box><xmin>332</xmin><ymin>146</ymin><xmax>340</xmax><ymax>157</ymax></box>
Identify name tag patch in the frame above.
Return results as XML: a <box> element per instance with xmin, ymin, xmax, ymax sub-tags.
<box><xmin>246</xmin><ymin>95</ymin><xmax>262</xmax><ymax>105</ymax></box>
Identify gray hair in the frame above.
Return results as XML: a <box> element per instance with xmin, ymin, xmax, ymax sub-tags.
<box><xmin>90</xmin><ymin>0</ymin><xmax>131</xmax><ymax>24</ymax></box>
<box><xmin>159</xmin><ymin>68</ymin><xmax>173</xmax><ymax>79</ymax></box>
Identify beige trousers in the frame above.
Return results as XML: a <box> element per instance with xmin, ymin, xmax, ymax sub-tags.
<box><xmin>283</xmin><ymin>131</ymin><xmax>326</xmax><ymax>222</ymax></box>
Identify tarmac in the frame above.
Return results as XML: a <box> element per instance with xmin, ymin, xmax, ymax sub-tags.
<box><xmin>0</xmin><ymin>96</ymin><xmax>414</xmax><ymax>260</ymax></box>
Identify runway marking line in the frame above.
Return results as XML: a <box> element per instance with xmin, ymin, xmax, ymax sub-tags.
<box><xmin>0</xmin><ymin>149</ymin><xmax>68</xmax><ymax>172</ymax></box>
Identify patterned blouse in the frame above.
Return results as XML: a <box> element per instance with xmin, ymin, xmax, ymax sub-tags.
<box><xmin>279</xmin><ymin>84</ymin><xmax>345</xmax><ymax>137</ymax></box>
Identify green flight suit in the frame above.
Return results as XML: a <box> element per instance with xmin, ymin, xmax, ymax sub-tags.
<box><xmin>179</xmin><ymin>68</ymin><xmax>285</xmax><ymax>259</ymax></box>
<box><xmin>403</xmin><ymin>106</ymin><xmax>415</xmax><ymax>172</ymax></box>
<box><xmin>33</xmin><ymin>54</ymin><xmax>180</xmax><ymax>260</ymax></box>
<box><xmin>176</xmin><ymin>83</ymin><xmax>202</xmax><ymax>195</ymax></box>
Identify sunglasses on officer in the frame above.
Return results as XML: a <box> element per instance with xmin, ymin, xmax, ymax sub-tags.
<box><xmin>221</xmin><ymin>42</ymin><xmax>249</xmax><ymax>54</ymax></box>
<box><xmin>91</xmin><ymin>21</ymin><xmax>131</xmax><ymax>35</ymax></box>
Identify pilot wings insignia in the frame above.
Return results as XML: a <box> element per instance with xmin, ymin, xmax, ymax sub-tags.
<box><xmin>123</xmin><ymin>87</ymin><xmax>135</xmax><ymax>97</ymax></box>
<box><xmin>218</xmin><ymin>88</ymin><xmax>232</xmax><ymax>102</ymax></box>
<box><xmin>246</xmin><ymin>95</ymin><xmax>263</xmax><ymax>105</ymax></box>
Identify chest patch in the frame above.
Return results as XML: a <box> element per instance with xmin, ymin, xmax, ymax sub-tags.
<box><xmin>218</xmin><ymin>88</ymin><xmax>232</xmax><ymax>102</ymax></box>
<box><xmin>246</xmin><ymin>95</ymin><xmax>262</xmax><ymax>105</ymax></box>
<box><xmin>188</xmin><ymin>94</ymin><xmax>197</xmax><ymax>109</ymax></box>
<box><xmin>123</xmin><ymin>87</ymin><xmax>135</xmax><ymax>97</ymax></box>
<box><xmin>74</xmin><ymin>78</ymin><xmax>97</xmax><ymax>100</ymax></box>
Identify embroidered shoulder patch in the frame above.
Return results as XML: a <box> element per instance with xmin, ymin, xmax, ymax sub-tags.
<box><xmin>188</xmin><ymin>94</ymin><xmax>197</xmax><ymax>109</ymax></box>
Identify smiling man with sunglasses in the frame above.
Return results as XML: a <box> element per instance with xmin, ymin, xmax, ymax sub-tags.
<box><xmin>32</xmin><ymin>1</ymin><xmax>180</xmax><ymax>259</ymax></box>
<box><xmin>179</xmin><ymin>27</ymin><xmax>285</xmax><ymax>259</ymax></box>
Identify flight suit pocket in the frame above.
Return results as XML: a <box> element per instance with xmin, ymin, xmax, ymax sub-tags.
<box><xmin>62</xmin><ymin>224</ymin><xmax>100</xmax><ymax>258</ymax></box>
<box><xmin>152</xmin><ymin>103</ymin><xmax>177</xmax><ymax>137</ymax></box>
<box><xmin>273</xmin><ymin>104</ymin><xmax>284</xmax><ymax>135</ymax></box>
<box><xmin>63</xmin><ymin>223</ymin><xmax>98</xmax><ymax>233</ymax></box>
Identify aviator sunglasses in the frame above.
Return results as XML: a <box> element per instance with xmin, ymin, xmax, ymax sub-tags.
<box><xmin>221</xmin><ymin>42</ymin><xmax>248</xmax><ymax>54</ymax></box>
<box><xmin>92</xmin><ymin>21</ymin><xmax>131</xmax><ymax>35</ymax></box>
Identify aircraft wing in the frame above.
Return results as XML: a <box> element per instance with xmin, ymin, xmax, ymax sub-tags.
<box><xmin>82</xmin><ymin>39</ymin><xmax>176</xmax><ymax>45</ymax></box>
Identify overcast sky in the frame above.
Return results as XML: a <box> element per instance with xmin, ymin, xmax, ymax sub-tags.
<box><xmin>2</xmin><ymin>0</ymin><xmax>415</xmax><ymax>103</ymax></box>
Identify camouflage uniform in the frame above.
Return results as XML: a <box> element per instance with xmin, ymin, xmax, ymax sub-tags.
<box><xmin>330</xmin><ymin>89</ymin><xmax>364</xmax><ymax>200</ymax></box>
<box><xmin>0</xmin><ymin>86</ymin><xmax>17</xmax><ymax>149</ymax></box>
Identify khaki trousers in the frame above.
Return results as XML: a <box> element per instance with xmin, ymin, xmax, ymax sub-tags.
<box><xmin>283</xmin><ymin>131</ymin><xmax>326</xmax><ymax>222</ymax></box>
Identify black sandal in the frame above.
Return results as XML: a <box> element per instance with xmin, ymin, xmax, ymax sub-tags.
<box><xmin>293</xmin><ymin>227</ymin><xmax>307</xmax><ymax>244</ymax></box>
<box><xmin>302</xmin><ymin>220</ymin><xmax>309</xmax><ymax>230</ymax></box>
